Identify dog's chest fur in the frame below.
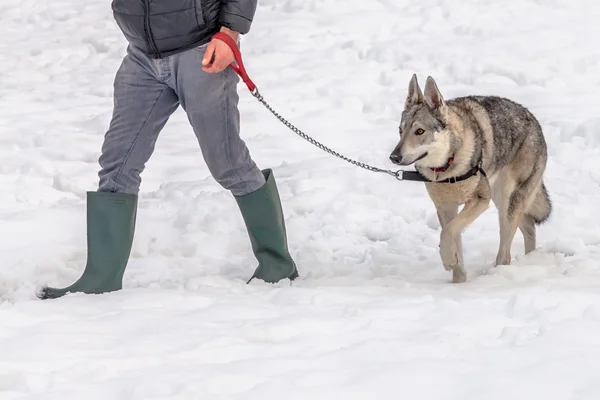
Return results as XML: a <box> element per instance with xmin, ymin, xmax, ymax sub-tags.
<box><xmin>424</xmin><ymin>177</ymin><xmax>482</xmax><ymax>206</ymax></box>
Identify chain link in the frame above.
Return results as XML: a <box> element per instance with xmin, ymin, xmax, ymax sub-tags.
<box><xmin>251</xmin><ymin>90</ymin><xmax>402</xmax><ymax>180</ymax></box>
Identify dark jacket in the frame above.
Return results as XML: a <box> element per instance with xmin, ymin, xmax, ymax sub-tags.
<box><xmin>111</xmin><ymin>0</ymin><xmax>258</xmax><ymax>59</ymax></box>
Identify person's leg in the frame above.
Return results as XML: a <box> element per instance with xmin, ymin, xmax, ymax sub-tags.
<box><xmin>170</xmin><ymin>43</ymin><xmax>298</xmax><ymax>283</ymax></box>
<box><xmin>98</xmin><ymin>47</ymin><xmax>180</xmax><ymax>195</ymax></box>
<box><xmin>38</xmin><ymin>46</ymin><xmax>180</xmax><ymax>299</ymax></box>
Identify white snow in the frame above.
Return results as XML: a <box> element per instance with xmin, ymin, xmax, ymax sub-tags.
<box><xmin>2</xmin><ymin>0</ymin><xmax>600</xmax><ymax>398</ymax></box>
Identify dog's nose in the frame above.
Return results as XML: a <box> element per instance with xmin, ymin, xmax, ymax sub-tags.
<box><xmin>389</xmin><ymin>154</ymin><xmax>402</xmax><ymax>164</ymax></box>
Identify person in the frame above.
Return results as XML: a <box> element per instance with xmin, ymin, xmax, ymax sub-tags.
<box><xmin>37</xmin><ymin>0</ymin><xmax>298</xmax><ymax>299</ymax></box>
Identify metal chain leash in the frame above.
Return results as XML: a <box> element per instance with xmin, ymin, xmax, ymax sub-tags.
<box><xmin>210</xmin><ymin>32</ymin><xmax>406</xmax><ymax>181</ymax></box>
<box><xmin>251</xmin><ymin>89</ymin><xmax>403</xmax><ymax>180</ymax></box>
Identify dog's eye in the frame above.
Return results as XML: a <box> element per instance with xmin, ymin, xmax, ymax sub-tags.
<box><xmin>415</xmin><ymin>128</ymin><xmax>425</xmax><ymax>136</ymax></box>
<box><xmin>398</xmin><ymin>127</ymin><xmax>403</xmax><ymax>136</ymax></box>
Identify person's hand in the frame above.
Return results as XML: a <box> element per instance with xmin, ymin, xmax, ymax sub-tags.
<box><xmin>202</xmin><ymin>27</ymin><xmax>239</xmax><ymax>73</ymax></box>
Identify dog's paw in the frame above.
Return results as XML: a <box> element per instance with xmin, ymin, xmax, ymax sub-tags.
<box><xmin>442</xmin><ymin>261</ymin><xmax>455</xmax><ymax>271</ymax></box>
<box><xmin>452</xmin><ymin>268</ymin><xmax>467</xmax><ymax>283</ymax></box>
<box><xmin>440</xmin><ymin>236</ymin><xmax>458</xmax><ymax>270</ymax></box>
<box><xmin>494</xmin><ymin>251</ymin><xmax>511</xmax><ymax>267</ymax></box>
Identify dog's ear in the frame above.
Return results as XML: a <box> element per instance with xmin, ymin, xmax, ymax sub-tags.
<box><xmin>405</xmin><ymin>73</ymin><xmax>423</xmax><ymax>108</ymax></box>
<box><xmin>424</xmin><ymin>76</ymin><xmax>446</xmax><ymax>112</ymax></box>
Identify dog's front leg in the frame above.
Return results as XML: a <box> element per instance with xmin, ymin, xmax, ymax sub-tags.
<box><xmin>436</xmin><ymin>203</ymin><xmax>460</xmax><ymax>268</ymax></box>
<box><xmin>440</xmin><ymin>196</ymin><xmax>490</xmax><ymax>283</ymax></box>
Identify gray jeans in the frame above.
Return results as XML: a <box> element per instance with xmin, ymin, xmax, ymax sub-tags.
<box><xmin>98</xmin><ymin>42</ymin><xmax>265</xmax><ymax>196</ymax></box>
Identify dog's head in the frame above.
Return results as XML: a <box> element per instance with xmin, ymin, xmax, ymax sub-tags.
<box><xmin>389</xmin><ymin>75</ymin><xmax>452</xmax><ymax>168</ymax></box>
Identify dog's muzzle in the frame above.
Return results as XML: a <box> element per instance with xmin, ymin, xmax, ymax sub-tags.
<box><xmin>390</xmin><ymin>152</ymin><xmax>428</xmax><ymax>166</ymax></box>
<box><xmin>389</xmin><ymin>154</ymin><xmax>402</xmax><ymax>165</ymax></box>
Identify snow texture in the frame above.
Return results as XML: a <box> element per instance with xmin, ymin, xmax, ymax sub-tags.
<box><xmin>1</xmin><ymin>0</ymin><xmax>600</xmax><ymax>398</ymax></box>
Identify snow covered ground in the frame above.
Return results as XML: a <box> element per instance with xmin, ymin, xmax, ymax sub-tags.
<box><xmin>2</xmin><ymin>0</ymin><xmax>600</xmax><ymax>398</ymax></box>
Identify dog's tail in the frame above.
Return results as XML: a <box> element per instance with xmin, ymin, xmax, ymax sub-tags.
<box><xmin>526</xmin><ymin>182</ymin><xmax>552</xmax><ymax>225</ymax></box>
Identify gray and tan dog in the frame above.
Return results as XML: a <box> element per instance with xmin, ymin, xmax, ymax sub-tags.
<box><xmin>390</xmin><ymin>74</ymin><xmax>552</xmax><ymax>283</ymax></box>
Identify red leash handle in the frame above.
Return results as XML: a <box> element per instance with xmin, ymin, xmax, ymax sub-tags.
<box><xmin>211</xmin><ymin>32</ymin><xmax>257</xmax><ymax>93</ymax></box>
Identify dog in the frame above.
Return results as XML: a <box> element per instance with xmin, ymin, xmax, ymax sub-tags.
<box><xmin>389</xmin><ymin>74</ymin><xmax>552</xmax><ymax>283</ymax></box>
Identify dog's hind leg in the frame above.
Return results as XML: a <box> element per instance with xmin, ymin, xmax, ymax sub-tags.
<box><xmin>491</xmin><ymin>170</ymin><xmax>517</xmax><ymax>266</ymax></box>
<box><xmin>519</xmin><ymin>214</ymin><xmax>536</xmax><ymax>254</ymax></box>
<box><xmin>519</xmin><ymin>181</ymin><xmax>550</xmax><ymax>254</ymax></box>
<box><xmin>494</xmin><ymin>170</ymin><xmax>542</xmax><ymax>265</ymax></box>
<box><xmin>495</xmin><ymin>208</ymin><xmax>521</xmax><ymax>266</ymax></box>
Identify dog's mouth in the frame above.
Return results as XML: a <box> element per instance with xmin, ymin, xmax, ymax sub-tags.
<box><xmin>390</xmin><ymin>151</ymin><xmax>428</xmax><ymax>166</ymax></box>
<box><xmin>413</xmin><ymin>152</ymin><xmax>428</xmax><ymax>163</ymax></box>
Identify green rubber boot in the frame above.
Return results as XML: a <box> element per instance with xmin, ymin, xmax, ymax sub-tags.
<box><xmin>235</xmin><ymin>169</ymin><xmax>298</xmax><ymax>284</ymax></box>
<box><xmin>37</xmin><ymin>191</ymin><xmax>137</xmax><ymax>299</ymax></box>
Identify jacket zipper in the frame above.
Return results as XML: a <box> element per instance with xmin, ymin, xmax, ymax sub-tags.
<box><xmin>199</xmin><ymin>0</ymin><xmax>207</xmax><ymax>25</ymax></box>
<box><xmin>143</xmin><ymin>0</ymin><xmax>160</xmax><ymax>58</ymax></box>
